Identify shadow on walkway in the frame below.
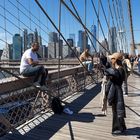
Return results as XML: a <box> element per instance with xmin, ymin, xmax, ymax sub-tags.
<box><xmin>125</xmin><ymin>127</ymin><xmax>140</xmax><ymax>139</ymax></box>
<box><xmin>1</xmin><ymin>83</ymin><xmax>101</xmax><ymax>140</ymax></box>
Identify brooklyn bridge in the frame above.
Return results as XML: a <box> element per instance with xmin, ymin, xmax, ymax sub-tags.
<box><xmin>0</xmin><ymin>0</ymin><xmax>140</xmax><ymax>140</ymax></box>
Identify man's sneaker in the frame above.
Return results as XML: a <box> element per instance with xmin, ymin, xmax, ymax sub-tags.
<box><xmin>33</xmin><ymin>82</ymin><xmax>41</xmax><ymax>88</ymax></box>
<box><xmin>63</xmin><ymin>108</ymin><xmax>73</xmax><ymax>115</ymax></box>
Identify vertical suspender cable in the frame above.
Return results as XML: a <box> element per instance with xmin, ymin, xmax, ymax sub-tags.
<box><xmin>91</xmin><ymin>0</ymin><xmax>109</xmax><ymax>51</ymax></box>
<box><xmin>97</xmin><ymin>0</ymin><xmax>100</xmax><ymax>52</ymax></box>
<box><xmin>69</xmin><ymin>0</ymin><xmax>97</xmax><ymax>53</ymax></box>
<box><xmin>119</xmin><ymin>0</ymin><xmax>129</xmax><ymax>53</ymax></box>
<box><xmin>34</xmin><ymin>0</ymin><xmax>97</xmax><ymax>83</ymax></box>
<box><xmin>3</xmin><ymin>0</ymin><xmax>8</xmax><ymax>60</ymax></box>
<box><xmin>58</xmin><ymin>0</ymin><xmax>61</xmax><ymax>96</ymax></box>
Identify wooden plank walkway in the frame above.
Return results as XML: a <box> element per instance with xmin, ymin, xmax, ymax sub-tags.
<box><xmin>1</xmin><ymin>74</ymin><xmax>140</xmax><ymax>140</ymax></box>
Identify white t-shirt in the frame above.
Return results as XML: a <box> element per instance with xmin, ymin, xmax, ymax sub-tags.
<box><xmin>20</xmin><ymin>48</ymin><xmax>38</xmax><ymax>73</ymax></box>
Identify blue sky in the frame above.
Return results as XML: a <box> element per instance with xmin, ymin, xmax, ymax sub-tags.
<box><xmin>0</xmin><ymin>0</ymin><xmax>139</xmax><ymax>50</ymax></box>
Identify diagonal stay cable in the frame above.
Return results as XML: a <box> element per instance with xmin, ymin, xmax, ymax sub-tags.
<box><xmin>115</xmin><ymin>0</ymin><xmax>122</xmax><ymax>29</ymax></box>
<box><xmin>108</xmin><ymin>0</ymin><xmax>121</xmax><ymax>50</ymax></box>
<box><xmin>118</xmin><ymin>0</ymin><xmax>129</xmax><ymax>52</ymax></box>
<box><xmin>112</xmin><ymin>0</ymin><xmax>125</xmax><ymax>49</ymax></box>
<box><xmin>99</xmin><ymin>0</ymin><xmax>120</xmax><ymax>51</ymax></box>
<box><xmin>61</xmin><ymin>0</ymin><xmax>111</xmax><ymax>54</ymax></box>
<box><xmin>100</xmin><ymin>0</ymin><xmax>123</xmax><ymax>53</ymax></box>
<box><xmin>90</xmin><ymin>0</ymin><xmax>109</xmax><ymax>51</ymax></box>
<box><xmin>69</xmin><ymin>0</ymin><xmax>97</xmax><ymax>53</ymax></box>
<box><xmin>34</xmin><ymin>0</ymin><xmax>97</xmax><ymax>83</ymax></box>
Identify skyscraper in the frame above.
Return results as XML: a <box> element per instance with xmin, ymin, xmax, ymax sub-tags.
<box><xmin>23</xmin><ymin>29</ymin><xmax>28</xmax><ymax>53</ymax></box>
<box><xmin>48</xmin><ymin>32</ymin><xmax>63</xmax><ymax>59</ymax></box>
<box><xmin>78</xmin><ymin>30</ymin><xmax>83</xmax><ymax>53</ymax></box>
<box><xmin>42</xmin><ymin>45</ymin><xmax>48</xmax><ymax>58</ymax></box>
<box><xmin>34</xmin><ymin>28</ymin><xmax>38</xmax><ymax>43</ymax></box>
<box><xmin>78</xmin><ymin>30</ymin><xmax>88</xmax><ymax>53</ymax></box>
<box><xmin>27</xmin><ymin>33</ymin><xmax>34</xmax><ymax>48</ymax></box>
<box><xmin>48</xmin><ymin>32</ymin><xmax>58</xmax><ymax>43</ymax></box>
<box><xmin>108</xmin><ymin>27</ymin><xmax>117</xmax><ymax>53</ymax></box>
<box><xmin>13</xmin><ymin>34</ymin><xmax>22</xmax><ymax>60</ymax></box>
<box><xmin>69</xmin><ymin>34</ymin><xmax>75</xmax><ymax>46</ymax></box>
<box><xmin>91</xmin><ymin>25</ymin><xmax>97</xmax><ymax>52</ymax></box>
<box><xmin>67</xmin><ymin>39</ymin><xmax>73</xmax><ymax>47</ymax></box>
<box><xmin>48</xmin><ymin>42</ymin><xmax>56</xmax><ymax>58</ymax></box>
<box><xmin>56</xmin><ymin>39</ymin><xmax>63</xmax><ymax>59</ymax></box>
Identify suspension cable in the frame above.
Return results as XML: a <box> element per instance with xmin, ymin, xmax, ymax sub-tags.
<box><xmin>69</xmin><ymin>0</ymin><xmax>97</xmax><ymax>53</ymax></box>
<box><xmin>112</xmin><ymin>0</ymin><xmax>125</xmax><ymax>51</ymax></box>
<box><xmin>61</xmin><ymin>0</ymin><xmax>110</xmax><ymax>54</ymax></box>
<box><xmin>108</xmin><ymin>0</ymin><xmax>121</xmax><ymax>51</ymax></box>
<box><xmin>118</xmin><ymin>0</ymin><xmax>129</xmax><ymax>52</ymax></box>
<box><xmin>112</xmin><ymin>0</ymin><xmax>125</xmax><ymax>52</ymax></box>
<box><xmin>34</xmin><ymin>0</ymin><xmax>97</xmax><ymax>83</ymax></box>
<box><xmin>90</xmin><ymin>0</ymin><xmax>109</xmax><ymax>51</ymax></box>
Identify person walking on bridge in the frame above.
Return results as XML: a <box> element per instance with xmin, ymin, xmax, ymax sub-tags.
<box><xmin>20</xmin><ymin>42</ymin><xmax>48</xmax><ymax>89</ymax></box>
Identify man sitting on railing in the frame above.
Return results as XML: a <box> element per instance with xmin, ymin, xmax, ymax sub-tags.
<box><xmin>20</xmin><ymin>42</ymin><xmax>48</xmax><ymax>89</ymax></box>
<box><xmin>79</xmin><ymin>48</ymin><xmax>94</xmax><ymax>74</ymax></box>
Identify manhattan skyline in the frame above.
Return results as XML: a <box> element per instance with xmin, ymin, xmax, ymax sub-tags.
<box><xmin>0</xmin><ymin>0</ymin><xmax>139</xmax><ymax>54</ymax></box>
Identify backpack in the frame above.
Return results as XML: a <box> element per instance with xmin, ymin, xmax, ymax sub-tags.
<box><xmin>51</xmin><ymin>97</ymin><xmax>64</xmax><ymax>114</ymax></box>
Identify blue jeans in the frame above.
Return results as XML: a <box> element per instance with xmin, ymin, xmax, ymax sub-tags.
<box><xmin>22</xmin><ymin>65</ymin><xmax>48</xmax><ymax>86</ymax></box>
<box><xmin>82</xmin><ymin>61</ymin><xmax>93</xmax><ymax>72</ymax></box>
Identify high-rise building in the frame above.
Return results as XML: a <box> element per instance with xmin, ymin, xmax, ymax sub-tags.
<box><xmin>48</xmin><ymin>32</ymin><xmax>58</xmax><ymax>43</ymax></box>
<box><xmin>67</xmin><ymin>39</ymin><xmax>73</xmax><ymax>47</ymax></box>
<box><xmin>78</xmin><ymin>30</ymin><xmax>83</xmax><ymax>53</ymax></box>
<box><xmin>69</xmin><ymin>34</ymin><xmax>75</xmax><ymax>46</ymax></box>
<box><xmin>91</xmin><ymin>25</ymin><xmax>97</xmax><ymax>52</ymax></box>
<box><xmin>78</xmin><ymin>30</ymin><xmax>88</xmax><ymax>53</ymax></box>
<box><xmin>23</xmin><ymin>29</ymin><xmax>28</xmax><ymax>53</ymax></box>
<box><xmin>63</xmin><ymin>44</ymin><xmax>70</xmax><ymax>58</ymax></box>
<box><xmin>48</xmin><ymin>42</ymin><xmax>56</xmax><ymax>58</ymax></box>
<box><xmin>27</xmin><ymin>33</ymin><xmax>34</xmax><ymax>48</ymax></box>
<box><xmin>108</xmin><ymin>27</ymin><xmax>117</xmax><ymax>53</ymax></box>
<box><xmin>56</xmin><ymin>39</ymin><xmax>63</xmax><ymax>59</ymax></box>
<box><xmin>34</xmin><ymin>28</ymin><xmax>38</xmax><ymax>43</ymax></box>
<box><xmin>42</xmin><ymin>45</ymin><xmax>48</xmax><ymax>58</ymax></box>
<box><xmin>13</xmin><ymin>34</ymin><xmax>22</xmax><ymax>60</ymax></box>
<box><xmin>48</xmin><ymin>32</ymin><xmax>63</xmax><ymax>59</ymax></box>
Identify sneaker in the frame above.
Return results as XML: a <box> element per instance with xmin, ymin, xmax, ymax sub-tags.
<box><xmin>112</xmin><ymin>130</ymin><xmax>123</xmax><ymax>135</ymax></box>
<box><xmin>33</xmin><ymin>82</ymin><xmax>41</xmax><ymax>88</ymax></box>
<box><xmin>63</xmin><ymin>108</ymin><xmax>73</xmax><ymax>115</ymax></box>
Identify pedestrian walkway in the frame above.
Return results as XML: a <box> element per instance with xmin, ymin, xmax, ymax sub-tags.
<box><xmin>1</xmin><ymin>75</ymin><xmax>140</xmax><ymax>140</ymax></box>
